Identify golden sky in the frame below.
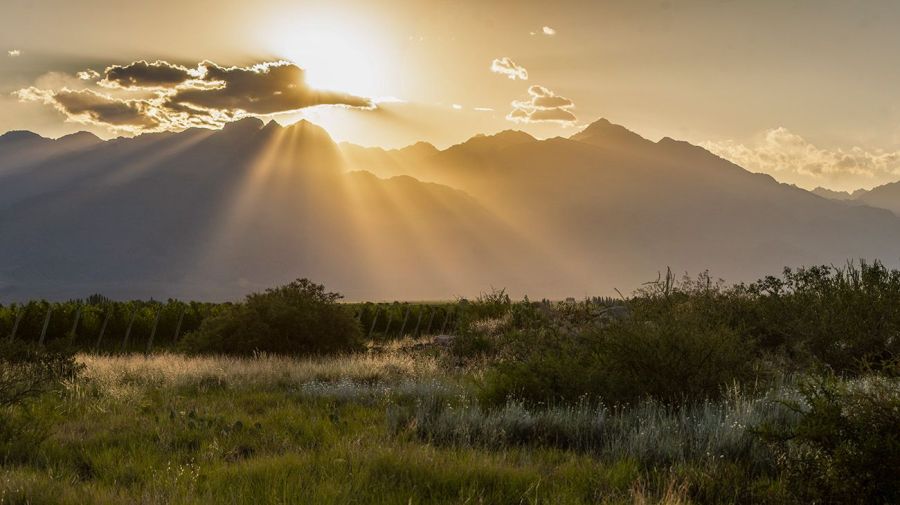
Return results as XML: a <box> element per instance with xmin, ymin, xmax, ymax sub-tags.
<box><xmin>3</xmin><ymin>0</ymin><xmax>900</xmax><ymax>191</ymax></box>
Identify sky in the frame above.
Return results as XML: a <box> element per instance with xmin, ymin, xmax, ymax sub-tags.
<box><xmin>3</xmin><ymin>0</ymin><xmax>900</xmax><ymax>191</ymax></box>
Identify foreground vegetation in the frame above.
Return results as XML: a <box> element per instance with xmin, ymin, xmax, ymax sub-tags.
<box><xmin>1</xmin><ymin>262</ymin><xmax>899</xmax><ymax>503</ymax></box>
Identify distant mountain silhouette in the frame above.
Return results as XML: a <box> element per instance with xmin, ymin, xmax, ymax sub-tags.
<box><xmin>811</xmin><ymin>182</ymin><xmax>900</xmax><ymax>216</ymax></box>
<box><xmin>3</xmin><ymin>118</ymin><xmax>900</xmax><ymax>300</ymax></box>
<box><xmin>852</xmin><ymin>182</ymin><xmax>900</xmax><ymax>215</ymax></box>
<box><xmin>812</xmin><ymin>187</ymin><xmax>855</xmax><ymax>200</ymax></box>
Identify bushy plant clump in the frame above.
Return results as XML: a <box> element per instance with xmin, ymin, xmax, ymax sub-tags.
<box><xmin>478</xmin><ymin>271</ymin><xmax>752</xmax><ymax>405</ymax></box>
<box><xmin>758</xmin><ymin>373</ymin><xmax>900</xmax><ymax>504</ymax></box>
<box><xmin>181</xmin><ymin>279</ymin><xmax>362</xmax><ymax>356</ymax></box>
<box><xmin>732</xmin><ymin>261</ymin><xmax>900</xmax><ymax>373</ymax></box>
<box><xmin>0</xmin><ymin>340</ymin><xmax>82</xmax><ymax>463</ymax></box>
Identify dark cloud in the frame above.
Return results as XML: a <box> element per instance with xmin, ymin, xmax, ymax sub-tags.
<box><xmin>102</xmin><ymin>60</ymin><xmax>196</xmax><ymax>88</ymax></box>
<box><xmin>507</xmin><ymin>85</ymin><xmax>576</xmax><ymax>124</ymax></box>
<box><xmin>169</xmin><ymin>61</ymin><xmax>372</xmax><ymax>115</ymax></box>
<box><xmin>17</xmin><ymin>59</ymin><xmax>374</xmax><ymax>133</ymax></box>
<box><xmin>14</xmin><ymin>87</ymin><xmax>158</xmax><ymax>132</ymax></box>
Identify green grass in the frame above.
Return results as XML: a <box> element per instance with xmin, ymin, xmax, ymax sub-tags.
<box><xmin>0</xmin><ymin>347</ymin><xmax>764</xmax><ymax>505</ymax></box>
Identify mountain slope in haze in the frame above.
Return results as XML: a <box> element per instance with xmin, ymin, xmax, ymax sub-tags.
<box><xmin>342</xmin><ymin>119</ymin><xmax>900</xmax><ymax>293</ymax></box>
<box><xmin>811</xmin><ymin>182</ymin><xmax>900</xmax><ymax>216</ymax></box>
<box><xmin>0</xmin><ymin>119</ymin><xmax>540</xmax><ymax>300</ymax></box>
<box><xmin>4</xmin><ymin>117</ymin><xmax>900</xmax><ymax>301</ymax></box>
<box><xmin>850</xmin><ymin>182</ymin><xmax>900</xmax><ymax>215</ymax></box>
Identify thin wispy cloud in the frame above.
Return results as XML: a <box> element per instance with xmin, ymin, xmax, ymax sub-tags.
<box><xmin>7</xmin><ymin>49</ymin><xmax>21</xmax><ymax>57</ymax></box>
<box><xmin>490</xmin><ymin>57</ymin><xmax>528</xmax><ymax>80</ymax></box>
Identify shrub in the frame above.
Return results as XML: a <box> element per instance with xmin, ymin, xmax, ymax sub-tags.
<box><xmin>0</xmin><ymin>340</ymin><xmax>82</xmax><ymax>408</ymax></box>
<box><xmin>180</xmin><ymin>279</ymin><xmax>363</xmax><ymax>356</ymax></box>
<box><xmin>733</xmin><ymin>261</ymin><xmax>900</xmax><ymax>373</ymax></box>
<box><xmin>480</xmin><ymin>271</ymin><xmax>754</xmax><ymax>405</ymax></box>
<box><xmin>0</xmin><ymin>341</ymin><xmax>82</xmax><ymax>464</ymax></box>
<box><xmin>758</xmin><ymin>373</ymin><xmax>900</xmax><ymax>504</ymax></box>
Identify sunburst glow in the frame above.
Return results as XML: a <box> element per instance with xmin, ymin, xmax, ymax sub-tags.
<box><xmin>258</xmin><ymin>12</ymin><xmax>392</xmax><ymax>99</ymax></box>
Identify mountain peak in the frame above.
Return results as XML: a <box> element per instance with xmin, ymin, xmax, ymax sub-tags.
<box><xmin>570</xmin><ymin>118</ymin><xmax>650</xmax><ymax>150</ymax></box>
<box><xmin>281</xmin><ymin>119</ymin><xmax>334</xmax><ymax>143</ymax></box>
<box><xmin>57</xmin><ymin>131</ymin><xmax>103</xmax><ymax>147</ymax></box>
<box><xmin>221</xmin><ymin>117</ymin><xmax>265</xmax><ymax>134</ymax></box>
<box><xmin>397</xmin><ymin>141</ymin><xmax>438</xmax><ymax>158</ymax></box>
<box><xmin>0</xmin><ymin>130</ymin><xmax>46</xmax><ymax>143</ymax></box>
<box><xmin>454</xmin><ymin>129</ymin><xmax>535</xmax><ymax>153</ymax></box>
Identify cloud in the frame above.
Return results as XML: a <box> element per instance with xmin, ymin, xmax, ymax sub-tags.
<box><xmin>490</xmin><ymin>57</ymin><xmax>528</xmax><ymax>80</ymax></box>
<box><xmin>101</xmin><ymin>60</ymin><xmax>198</xmax><ymax>89</ymax></box>
<box><xmin>14</xmin><ymin>87</ymin><xmax>159</xmax><ymax>132</ymax></box>
<box><xmin>542</xmin><ymin>26</ymin><xmax>557</xmax><ymax>36</ymax></box>
<box><xmin>701</xmin><ymin>127</ymin><xmax>900</xmax><ymax>191</ymax></box>
<box><xmin>15</xmin><ymin>59</ymin><xmax>374</xmax><ymax>134</ymax></box>
<box><xmin>8</xmin><ymin>49</ymin><xmax>21</xmax><ymax>57</ymax></box>
<box><xmin>168</xmin><ymin>61</ymin><xmax>372</xmax><ymax>115</ymax></box>
<box><xmin>506</xmin><ymin>85</ymin><xmax>576</xmax><ymax>124</ymax></box>
<box><xmin>77</xmin><ymin>69</ymin><xmax>101</xmax><ymax>81</ymax></box>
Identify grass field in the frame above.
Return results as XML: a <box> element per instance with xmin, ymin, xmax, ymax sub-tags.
<box><xmin>0</xmin><ymin>343</ymin><xmax>792</xmax><ymax>505</ymax></box>
<box><xmin>3</xmin><ymin>265</ymin><xmax>900</xmax><ymax>504</ymax></box>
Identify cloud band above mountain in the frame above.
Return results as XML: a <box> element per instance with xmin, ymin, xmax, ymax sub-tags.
<box><xmin>13</xmin><ymin>60</ymin><xmax>374</xmax><ymax>134</ymax></box>
<box><xmin>702</xmin><ymin>127</ymin><xmax>900</xmax><ymax>191</ymax></box>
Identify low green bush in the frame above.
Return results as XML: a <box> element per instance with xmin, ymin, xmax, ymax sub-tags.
<box><xmin>0</xmin><ymin>341</ymin><xmax>82</xmax><ymax>464</ymax></box>
<box><xmin>758</xmin><ymin>373</ymin><xmax>900</xmax><ymax>504</ymax></box>
<box><xmin>180</xmin><ymin>279</ymin><xmax>363</xmax><ymax>356</ymax></box>
<box><xmin>480</xmin><ymin>272</ymin><xmax>754</xmax><ymax>405</ymax></box>
<box><xmin>0</xmin><ymin>340</ymin><xmax>82</xmax><ymax>408</ymax></box>
<box><xmin>733</xmin><ymin>261</ymin><xmax>900</xmax><ymax>373</ymax></box>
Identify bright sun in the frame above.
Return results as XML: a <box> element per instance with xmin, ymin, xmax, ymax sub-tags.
<box><xmin>259</xmin><ymin>13</ymin><xmax>389</xmax><ymax>98</ymax></box>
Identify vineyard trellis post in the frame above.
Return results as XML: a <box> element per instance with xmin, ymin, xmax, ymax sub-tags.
<box><xmin>172</xmin><ymin>308</ymin><xmax>185</xmax><ymax>342</ymax></box>
<box><xmin>95</xmin><ymin>309</ymin><xmax>112</xmax><ymax>352</ymax></box>
<box><xmin>120</xmin><ymin>307</ymin><xmax>138</xmax><ymax>353</ymax></box>
<box><xmin>398</xmin><ymin>307</ymin><xmax>411</xmax><ymax>337</ymax></box>
<box><xmin>7</xmin><ymin>307</ymin><xmax>24</xmax><ymax>342</ymax></box>
<box><xmin>146</xmin><ymin>305</ymin><xmax>161</xmax><ymax>355</ymax></box>
<box><xmin>38</xmin><ymin>306</ymin><xmax>52</xmax><ymax>346</ymax></box>
<box><xmin>68</xmin><ymin>306</ymin><xmax>82</xmax><ymax>339</ymax></box>
<box><xmin>413</xmin><ymin>308</ymin><xmax>424</xmax><ymax>337</ymax></box>
<box><xmin>367</xmin><ymin>307</ymin><xmax>380</xmax><ymax>339</ymax></box>
<box><xmin>384</xmin><ymin>311</ymin><xmax>393</xmax><ymax>338</ymax></box>
<box><xmin>426</xmin><ymin>308</ymin><xmax>436</xmax><ymax>335</ymax></box>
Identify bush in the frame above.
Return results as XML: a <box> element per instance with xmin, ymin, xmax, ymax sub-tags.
<box><xmin>758</xmin><ymin>373</ymin><xmax>900</xmax><ymax>504</ymax></box>
<box><xmin>0</xmin><ymin>340</ymin><xmax>82</xmax><ymax>408</ymax></box>
<box><xmin>0</xmin><ymin>341</ymin><xmax>82</xmax><ymax>464</ymax></box>
<box><xmin>181</xmin><ymin>279</ymin><xmax>363</xmax><ymax>356</ymax></box>
<box><xmin>480</xmin><ymin>271</ymin><xmax>753</xmax><ymax>405</ymax></box>
<box><xmin>733</xmin><ymin>261</ymin><xmax>900</xmax><ymax>373</ymax></box>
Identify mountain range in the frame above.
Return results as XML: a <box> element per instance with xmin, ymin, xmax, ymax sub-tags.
<box><xmin>2</xmin><ymin>118</ymin><xmax>900</xmax><ymax>301</ymax></box>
